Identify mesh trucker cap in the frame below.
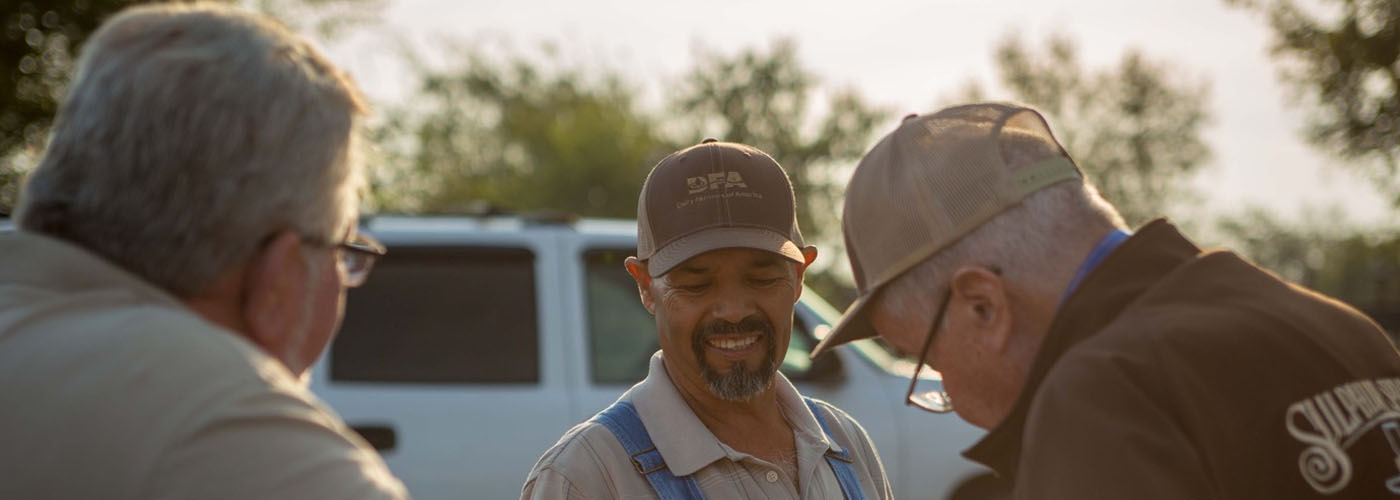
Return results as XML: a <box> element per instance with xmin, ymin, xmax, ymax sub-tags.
<box><xmin>810</xmin><ymin>102</ymin><xmax>1082</xmax><ymax>358</ymax></box>
<box><xmin>637</xmin><ymin>139</ymin><xmax>805</xmax><ymax>277</ymax></box>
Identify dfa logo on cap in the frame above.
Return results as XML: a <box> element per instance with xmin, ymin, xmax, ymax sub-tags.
<box><xmin>686</xmin><ymin>171</ymin><xmax>748</xmax><ymax>194</ymax></box>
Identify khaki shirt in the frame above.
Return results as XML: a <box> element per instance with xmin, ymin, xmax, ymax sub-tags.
<box><xmin>0</xmin><ymin>231</ymin><xmax>408</xmax><ymax>499</ymax></box>
<box><xmin>522</xmin><ymin>353</ymin><xmax>892</xmax><ymax>499</ymax></box>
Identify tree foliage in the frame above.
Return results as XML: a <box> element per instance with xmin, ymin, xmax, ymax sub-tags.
<box><xmin>1</xmin><ymin>0</ymin><xmax>139</xmax><ymax>214</ymax></box>
<box><xmin>963</xmin><ymin>34</ymin><xmax>1214</xmax><ymax>226</ymax></box>
<box><xmin>378</xmin><ymin>41</ymin><xmax>886</xmax><ymax>220</ymax></box>
<box><xmin>1230</xmin><ymin>0</ymin><xmax>1400</xmax><ymax>206</ymax></box>
<box><xmin>371</xmin><ymin>50</ymin><xmax>668</xmax><ymax>217</ymax></box>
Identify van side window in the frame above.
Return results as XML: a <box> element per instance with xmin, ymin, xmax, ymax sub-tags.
<box><xmin>331</xmin><ymin>246</ymin><xmax>540</xmax><ymax>383</ymax></box>
<box><xmin>584</xmin><ymin>249</ymin><xmax>656</xmax><ymax>384</ymax></box>
<box><xmin>583</xmin><ymin>248</ymin><xmax>822</xmax><ymax>384</ymax></box>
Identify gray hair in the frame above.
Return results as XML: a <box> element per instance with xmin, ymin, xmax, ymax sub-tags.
<box><xmin>16</xmin><ymin>3</ymin><xmax>367</xmax><ymax>297</ymax></box>
<box><xmin>879</xmin><ymin>179</ymin><xmax>1127</xmax><ymax>322</ymax></box>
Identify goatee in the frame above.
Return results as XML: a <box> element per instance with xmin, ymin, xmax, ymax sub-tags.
<box><xmin>691</xmin><ymin>314</ymin><xmax>778</xmax><ymax>402</ymax></box>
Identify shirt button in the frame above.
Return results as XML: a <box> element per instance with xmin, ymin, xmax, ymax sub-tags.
<box><xmin>765</xmin><ymin>471</ymin><xmax>779</xmax><ymax>483</ymax></box>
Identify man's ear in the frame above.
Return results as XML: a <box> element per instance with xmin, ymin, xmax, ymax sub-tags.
<box><xmin>241</xmin><ymin>230</ymin><xmax>312</xmax><ymax>357</ymax></box>
<box><xmin>794</xmin><ymin>245</ymin><xmax>818</xmax><ymax>301</ymax></box>
<box><xmin>947</xmin><ymin>265</ymin><xmax>1013</xmax><ymax>353</ymax></box>
<box><xmin>624</xmin><ymin>256</ymin><xmax>657</xmax><ymax>315</ymax></box>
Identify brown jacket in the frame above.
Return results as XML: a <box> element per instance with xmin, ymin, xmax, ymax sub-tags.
<box><xmin>965</xmin><ymin>220</ymin><xmax>1400</xmax><ymax>499</ymax></box>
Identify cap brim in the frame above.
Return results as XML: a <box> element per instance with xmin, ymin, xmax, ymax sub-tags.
<box><xmin>809</xmin><ymin>291</ymin><xmax>879</xmax><ymax>359</ymax></box>
<box><xmin>647</xmin><ymin>227</ymin><xmax>804</xmax><ymax>277</ymax></box>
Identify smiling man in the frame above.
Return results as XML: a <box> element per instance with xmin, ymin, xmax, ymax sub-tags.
<box><xmin>522</xmin><ymin>140</ymin><xmax>891</xmax><ymax>499</ymax></box>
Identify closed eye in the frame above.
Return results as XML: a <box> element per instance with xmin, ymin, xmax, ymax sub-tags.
<box><xmin>675</xmin><ymin>282</ymin><xmax>711</xmax><ymax>293</ymax></box>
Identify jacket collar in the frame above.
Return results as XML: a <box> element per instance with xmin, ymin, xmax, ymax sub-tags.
<box><xmin>627</xmin><ymin>352</ymin><xmax>840</xmax><ymax>476</ymax></box>
<box><xmin>962</xmin><ymin>219</ymin><xmax>1203</xmax><ymax>478</ymax></box>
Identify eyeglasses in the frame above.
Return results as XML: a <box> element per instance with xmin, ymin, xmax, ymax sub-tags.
<box><xmin>305</xmin><ymin>232</ymin><xmax>386</xmax><ymax>288</ymax></box>
<box><xmin>904</xmin><ymin>288</ymin><xmax>955</xmax><ymax>413</ymax></box>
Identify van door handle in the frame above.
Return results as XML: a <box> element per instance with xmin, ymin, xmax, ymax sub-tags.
<box><xmin>349</xmin><ymin>424</ymin><xmax>397</xmax><ymax>452</ymax></box>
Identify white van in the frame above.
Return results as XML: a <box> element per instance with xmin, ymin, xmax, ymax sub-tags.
<box><xmin>297</xmin><ymin>214</ymin><xmax>999</xmax><ymax>499</ymax></box>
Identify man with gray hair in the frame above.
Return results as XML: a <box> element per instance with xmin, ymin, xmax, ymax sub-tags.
<box><xmin>0</xmin><ymin>4</ymin><xmax>406</xmax><ymax>498</ymax></box>
<box><xmin>811</xmin><ymin>103</ymin><xmax>1400</xmax><ymax>499</ymax></box>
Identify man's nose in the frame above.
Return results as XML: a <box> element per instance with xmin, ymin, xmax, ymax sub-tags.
<box><xmin>709</xmin><ymin>287</ymin><xmax>759</xmax><ymax>324</ymax></box>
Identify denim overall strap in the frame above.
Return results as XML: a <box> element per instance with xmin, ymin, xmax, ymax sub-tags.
<box><xmin>592</xmin><ymin>401</ymin><xmax>705</xmax><ymax>500</ymax></box>
<box><xmin>804</xmin><ymin>397</ymin><xmax>867</xmax><ymax>500</ymax></box>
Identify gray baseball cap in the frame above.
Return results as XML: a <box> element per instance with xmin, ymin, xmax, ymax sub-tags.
<box><xmin>811</xmin><ymin>103</ymin><xmax>1081</xmax><ymax>357</ymax></box>
<box><xmin>636</xmin><ymin>139</ymin><xmax>805</xmax><ymax>277</ymax></box>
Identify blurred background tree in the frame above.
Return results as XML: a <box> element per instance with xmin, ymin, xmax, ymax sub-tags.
<box><xmin>370</xmin><ymin>47</ymin><xmax>668</xmax><ymax>217</ymax></box>
<box><xmin>959</xmin><ymin>34</ymin><xmax>1214</xmax><ymax>226</ymax></box>
<box><xmin>1221</xmin><ymin>0</ymin><xmax>1400</xmax><ymax>332</ymax></box>
<box><xmin>1228</xmin><ymin>0</ymin><xmax>1400</xmax><ymax>207</ymax></box>
<box><xmin>1</xmin><ymin>0</ymin><xmax>134</xmax><ymax>215</ymax></box>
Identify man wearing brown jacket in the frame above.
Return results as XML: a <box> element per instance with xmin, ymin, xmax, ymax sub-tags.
<box><xmin>811</xmin><ymin>102</ymin><xmax>1400</xmax><ymax>499</ymax></box>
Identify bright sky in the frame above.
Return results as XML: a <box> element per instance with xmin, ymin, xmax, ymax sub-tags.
<box><xmin>324</xmin><ymin>0</ymin><xmax>1394</xmax><ymax>230</ymax></box>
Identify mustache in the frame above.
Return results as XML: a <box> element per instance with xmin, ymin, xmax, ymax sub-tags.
<box><xmin>693</xmin><ymin>315</ymin><xmax>775</xmax><ymax>340</ymax></box>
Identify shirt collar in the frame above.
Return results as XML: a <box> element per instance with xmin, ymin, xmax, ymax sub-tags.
<box><xmin>1062</xmin><ymin>228</ymin><xmax>1132</xmax><ymax>303</ymax></box>
<box><xmin>628</xmin><ymin>351</ymin><xmax>838</xmax><ymax>476</ymax></box>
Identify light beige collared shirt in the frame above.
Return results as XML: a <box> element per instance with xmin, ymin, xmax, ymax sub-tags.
<box><xmin>521</xmin><ymin>353</ymin><xmax>892</xmax><ymax>499</ymax></box>
<box><xmin>0</xmin><ymin>231</ymin><xmax>407</xmax><ymax>499</ymax></box>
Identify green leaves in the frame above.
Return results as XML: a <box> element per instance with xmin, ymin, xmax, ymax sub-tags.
<box><xmin>370</xmin><ymin>50</ymin><xmax>667</xmax><ymax>217</ymax></box>
<box><xmin>371</xmin><ymin>40</ymin><xmax>888</xmax><ymax>241</ymax></box>
<box><xmin>1</xmin><ymin>0</ymin><xmax>133</xmax><ymax>214</ymax></box>
<box><xmin>1233</xmin><ymin>0</ymin><xmax>1400</xmax><ymax>207</ymax></box>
